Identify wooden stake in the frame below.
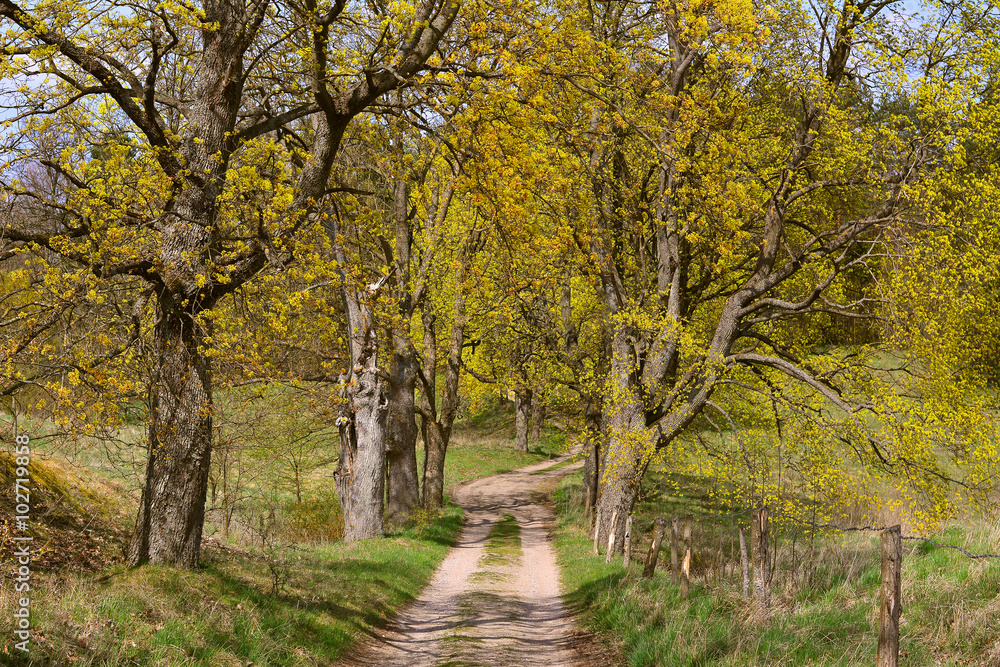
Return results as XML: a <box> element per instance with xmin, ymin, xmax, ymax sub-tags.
<box><xmin>681</xmin><ymin>518</ymin><xmax>692</xmax><ymax>596</ymax></box>
<box><xmin>877</xmin><ymin>525</ymin><xmax>903</xmax><ymax>667</ymax></box>
<box><xmin>622</xmin><ymin>515</ymin><xmax>634</xmax><ymax>568</ymax></box>
<box><xmin>671</xmin><ymin>516</ymin><xmax>680</xmax><ymax>584</ymax></box>
<box><xmin>643</xmin><ymin>518</ymin><xmax>667</xmax><ymax>578</ymax></box>
<box><xmin>605</xmin><ymin>509</ymin><xmax>619</xmax><ymax>563</ymax></box>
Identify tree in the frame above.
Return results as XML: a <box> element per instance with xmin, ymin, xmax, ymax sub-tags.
<box><xmin>0</xmin><ymin>0</ymin><xmax>459</xmax><ymax>564</ymax></box>
<box><xmin>462</xmin><ymin>0</ymin><xmax>1000</xmax><ymax>551</ymax></box>
<box><xmin>579</xmin><ymin>0</ymin><xmax>1000</xmax><ymax>548</ymax></box>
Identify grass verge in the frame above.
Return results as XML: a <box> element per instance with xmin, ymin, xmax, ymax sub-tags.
<box><xmin>553</xmin><ymin>470</ymin><xmax>1000</xmax><ymax>667</ymax></box>
<box><xmin>1</xmin><ymin>505</ymin><xmax>463</xmax><ymax>666</ymax></box>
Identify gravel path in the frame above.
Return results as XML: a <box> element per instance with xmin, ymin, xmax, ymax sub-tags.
<box><xmin>339</xmin><ymin>451</ymin><xmax>594</xmax><ymax>666</ymax></box>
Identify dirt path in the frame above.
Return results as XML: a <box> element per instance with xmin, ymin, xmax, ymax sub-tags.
<box><xmin>339</xmin><ymin>451</ymin><xmax>594</xmax><ymax>666</ymax></box>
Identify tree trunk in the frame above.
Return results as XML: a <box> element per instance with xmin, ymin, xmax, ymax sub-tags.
<box><xmin>514</xmin><ymin>389</ymin><xmax>532</xmax><ymax>452</ymax></box>
<box><xmin>385</xmin><ymin>345</ymin><xmax>420</xmax><ymax>525</ymax></box>
<box><xmin>335</xmin><ymin>363</ymin><xmax>388</xmax><ymax>541</ymax></box>
<box><xmin>752</xmin><ymin>507</ymin><xmax>772</xmax><ymax>616</ymax></box>
<box><xmin>328</xmin><ymin>214</ymin><xmax>388</xmax><ymax>542</ymax></box>
<box><xmin>423</xmin><ymin>421</ymin><xmax>447</xmax><ymax>511</ymax></box>
<box><xmin>593</xmin><ymin>329</ymin><xmax>649</xmax><ymax>555</ymax></box>
<box><xmin>422</xmin><ymin>312</ymin><xmax>463</xmax><ymax>509</ymax></box>
<box><xmin>418</xmin><ymin>232</ymin><xmax>474</xmax><ymax>511</ymax></box>
<box><xmin>419</xmin><ymin>304</ymin><xmax>438</xmax><ymax>507</ymax></box>
<box><xmin>582</xmin><ymin>398</ymin><xmax>602</xmax><ymax>518</ymax></box>
<box><xmin>384</xmin><ymin>173</ymin><xmax>420</xmax><ymax>526</ymax></box>
<box><xmin>127</xmin><ymin>301</ymin><xmax>213</xmax><ymax>568</ymax></box>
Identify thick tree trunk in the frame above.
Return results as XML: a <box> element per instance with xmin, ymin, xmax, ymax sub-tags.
<box><xmin>593</xmin><ymin>327</ymin><xmax>650</xmax><ymax>556</ymax></box>
<box><xmin>384</xmin><ymin>173</ymin><xmax>421</xmax><ymax>526</ymax></box>
<box><xmin>127</xmin><ymin>300</ymin><xmax>213</xmax><ymax>568</ymax></box>
<box><xmin>328</xmin><ymin>213</ymin><xmax>388</xmax><ymax>541</ymax></box>
<box><xmin>514</xmin><ymin>389</ymin><xmax>532</xmax><ymax>452</ymax></box>
<box><xmin>593</xmin><ymin>423</ymin><xmax>646</xmax><ymax>555</ymax></box>
<box><xmin>385</xmin><ymin>345</ymin><xmax>420</xmax><ymax>525</ymax></box>
<box><xmin>335</xmin><ymin>364</ymin><xmax>388</xmax><ymax>541</ymax></box>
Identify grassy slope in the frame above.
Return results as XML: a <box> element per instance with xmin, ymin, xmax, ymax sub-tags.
<box><xmin>553</xmin><ymin>470</ymin><xmax>1000</xmax><ymax>667</ymax></box>
<box><xmin>2</xmin><ymin>504</ymin><xmax>464</xmax><ymax>666</ymax></box>
<box><xmin>1</xmin><ymin>400</ymin><xmax>555</xmax><ymax>665</ymax></box>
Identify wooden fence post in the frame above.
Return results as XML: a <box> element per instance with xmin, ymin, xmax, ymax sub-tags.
<box><xmin>592</xmin><ymin>506</ymin><xmax>603</xmax><ymax>555</ymax></box>
<box><xmin>622</xmin><ymin>515</ymin><xmax>634</xmax><ymax>568</ymax></box>
<box><xmin>671</xmin><ymin>516</ymin><xmax>680</xmax><ymax>584</ymax></box>
<box><xmin>605</xmin><ymin>509</ymin><xmax>619</xmax><ymax>563</ymax></box>
<box><xmin>753</xmin><ymin>507</ymin><xmax>771</xmax><ymax>616</ymax></box>
<box><xmin>739</xmin><ymin>525</ymin><xmax>751</xmax><ymax>598</ymax></box>
<box><xmin>681</xmin><ymin>518</ymin><xmax>692</xmax><ymax>596</ymax></box>
<box><xmin>643</xmin><ymin>518</ymin><xmax>667</xmax><ymax>578</ymax></box>
<box><xmin>877</xmin><ymin>525</ymin><xmax>902</xmax><ymax>667</ymax></box>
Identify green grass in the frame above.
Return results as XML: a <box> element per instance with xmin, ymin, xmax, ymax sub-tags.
<box><xmin>479</xmin><ymin>513</ymin><xmax>522</xmax><ymax>567</ymax></box>
<box><xmin>0</xmin><ymin>505</ymin><xmax>464</xmax><ymax>666</ymax></box>
<box><xmin>553</xmin><ymin>470</ymin><xmax>1000</xmax><ymax>667</ymax></box>
<box><xmin>0</xmin><ymin>392</ymin><xmax>567</xmax><ymax>665</ymax></box>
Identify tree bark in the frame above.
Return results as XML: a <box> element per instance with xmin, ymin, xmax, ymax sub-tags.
<box><xmin>384</xmin><ymin>176</ymin><xmax>420</xmax><ymax>526</ymax></box>
<box><xmin>422</xmin><ymin>301</ymin><xmax>464</xmax><ymax>509</ymax></box>
<box><xmin>878</xmin><ymin>525</ymin><xmax>903</xmax><ymax>667</ymax></box>
<box><xmin>752</xmin><ymin>507</ymin><xmax>771</xmax><ymax>616</ymax></box>
<box><xmin>681</xmin><ymin>518</ymin><xmax>692</xmax><ymax>596</ymax></box>
<box><xmin>335</xmin><ymin>362</ymin><xmax>388</xmax><ymax>541</ymax></box>
<box><xmin>514</xmin><ymin>388</ymin><xmax>532</xmax><ymax>452</ymax></box>
<box><xmin>329</xmin><ymin>217</ymin><xmax>388</xmax><ymax>542</ymax></box>
<box><xmin>622</xmin><ymin>514</ymin><xmax>633</xmax><ymax>568</ymax></box>
<box><xmin>127</xmin><ymin>299</ymin><xmax>213</xmax><ymax>568</ymax></box>
<box><xmin>419</xmin><ymin>304</ymin><xmax>438</xmax><ymax>507</ymax></box>
<box><xmin>385</xmin><ymin>345</ymin><xmax>420</xmax><ymax>525</ymax></box>
<box><xmin>422</xmin><ymin>420</ymin><xmax>448</xmax><ymax>511</ymax></box>
<box><xmin>582</xmin><ymin>398</ymin><xmax>602</xmax><ymax>519</ymax></box>
<box><xmin>643</xmin><ymin>517</ymin><xmax>666</xmax><ymax>577</ymax></box>
<box><xmin>671</xmin><ymin>516</ymin><xmax>680</xmax><ymax>584</ymax></box>
<box><xmin>592</xmin><ymin>327</ymin><xmax>649</xmax><ymax>555</ymax></box>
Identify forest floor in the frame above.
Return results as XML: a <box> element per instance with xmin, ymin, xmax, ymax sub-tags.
<box><xmin>336</xmin><ymin>448</ymin><xmax>616</xmax><ymax>667</ymax></box>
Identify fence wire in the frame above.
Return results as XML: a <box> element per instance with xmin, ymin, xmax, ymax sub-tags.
<box><xmin>658</xmin><ymin>506</ymin><xmax>1000</xmax><ymax>560</ymax></box>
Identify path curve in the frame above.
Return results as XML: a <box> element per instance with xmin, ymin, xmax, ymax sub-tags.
<box><xmin>339</xmin><ymin>450</ymin><xmax>589</xmax><ymax>666</ymax></box>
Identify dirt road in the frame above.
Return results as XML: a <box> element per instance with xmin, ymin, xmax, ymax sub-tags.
<box><xmin>340</xmin><ymin>451</ymin><xmax>594</xmax><ymax>666</ymax></box>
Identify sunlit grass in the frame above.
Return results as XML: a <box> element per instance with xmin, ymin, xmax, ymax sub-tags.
<box><xmin>553</xmin><ymin>470</ymin><xmax>1000</xmax><ymax>666</ymax></box>
<box><xmin>0</xmin><ymin>505</ymin><xmax>464</xmax><ymax>665</ymax></box>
